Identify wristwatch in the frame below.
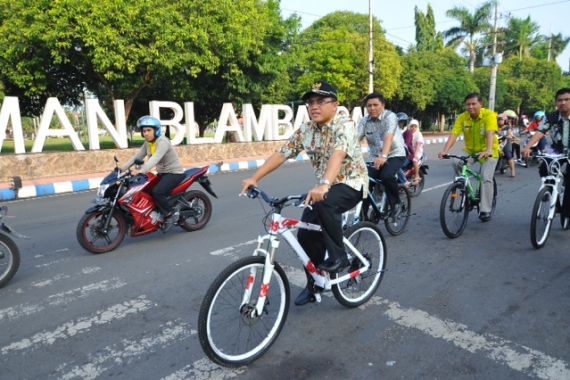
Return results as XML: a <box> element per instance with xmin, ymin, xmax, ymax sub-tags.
<box><xmin>319</xmin><ymin>178</ymin><xmax>331</xmax><ymax>186</ymax></box>
<box><xmin>381</xmin><ymin>153</ymin><xmax>388</xmax><ymax>158</ymax></box>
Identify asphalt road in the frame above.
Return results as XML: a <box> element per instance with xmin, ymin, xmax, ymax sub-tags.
<box><xmin>1</xmin><ymin>143</ymin><xmax>569</xmax><ymax>380</ymax></box>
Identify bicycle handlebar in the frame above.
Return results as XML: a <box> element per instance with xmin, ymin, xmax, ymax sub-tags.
<box><xmin>441</xmin><ymin>154</ymin><xmax>481</xmax><ymax>162</ymax></box>
<box><xmin>244</xmin><ymin>187</ymin><xmax>307</xmax><ymax>209</ymax></box>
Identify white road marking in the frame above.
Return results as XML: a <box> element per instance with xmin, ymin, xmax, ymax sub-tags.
<box><xmin>209</xmin><ymin>239</ymin><xmax>257</xmax><ymax>259</ymax></box>
<box><xmin>56</xmin><ymin>320</ymin><xmax>195</xmax><ymax>380</ymax></box>
<box><xmin>422</xmin><ymin>181</ymin><xmax>452</xmax><ymax>193</ymax></box>
<box><xmin>29</xmin><ymin>266</ymin><xmax>101</xmax><ymax>289</ymax></box>
<box><xmin>229</xmin><ymin>255</ymin><xmax>570</xmax><ymax>380</ymax></box>
<box><xmin>0</xmin><ymin>296</ymin><xmax>153</xmax><ymax>355</ymax></box>
<box><xmin>162</xmin><ymin>358</ymin><xmax>245</xmax><ymax>380</ymax></box>
<box><xmin>34</xmin><ymin>258</ymin><xmax>68</xmax><ymax>268</ymax></box>
<box><xmin>0</xmin><ymin>278</ymin><xmax>127</xmax><ymax>322</ymax></box>
<box><xmin>361</xmin><ymin>297</ymin><xmax>570</xmax><ymax>380</ymax></box>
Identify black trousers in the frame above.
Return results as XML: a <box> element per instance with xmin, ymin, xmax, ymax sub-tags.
<box><xmin>151</xmin><ymin>173</ymin><xmax>185</xmax><ymax>215</ymax></box>
<box><xmin>297</xmin><ymin>184</ymin><xmax>362</xmax><ymax>266</ymax></box>
<box><xmin>368</xmin><ymin>156</ymin><xmax>405</xmax><ymax>208</ymax></box>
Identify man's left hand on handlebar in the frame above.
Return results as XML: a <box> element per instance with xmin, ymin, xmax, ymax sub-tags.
<box><xmin>240</xmin><ymin>178</ymin><xmax>258</xmax><ymax>196</ymax></box>
<box><xmin>478</xmin><ymin>150</ymin><xmax>493</xmax><ymax>160</ymax></box>
<box><xmin>304</xmin><ymin>184</ymin><xmax>329</xmax><ymax>207</ymax></box>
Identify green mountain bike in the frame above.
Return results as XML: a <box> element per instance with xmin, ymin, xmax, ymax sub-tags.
<box><xmin>439</xmin><ymin>155</ymin><xmax>497</xmax><ymax>238</ymax></box>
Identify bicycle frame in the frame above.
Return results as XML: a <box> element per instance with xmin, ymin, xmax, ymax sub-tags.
<box><xmin>455</xmin><ymin>159</ymin><xmax>482</xmax><ymax>204</ymax></box>
<box><xmin>536</xmin><ymin>154</ymin><xmax>568</xmax><ymax>219</ymax></box>
<box><xmin>242</xmin><ymin>211</ymin><xmax>371</xmax><ymax>317</ymax></box>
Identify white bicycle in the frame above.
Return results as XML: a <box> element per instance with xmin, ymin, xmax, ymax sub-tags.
<box><xmin>530</xmin><ymin>153</ymin><xmax>570</xmax><ymax>249</ymax></box>
<box><xmin>198</xmin><ymin>187</ymin><xmax>387</xmax><ymax>367</ymax></box>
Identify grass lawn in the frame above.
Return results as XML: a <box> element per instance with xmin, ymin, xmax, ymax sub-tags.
<box><xmin>0</xmin><ymin>135</ymin><xmax>146</xmax><ymax>154</ymax></box>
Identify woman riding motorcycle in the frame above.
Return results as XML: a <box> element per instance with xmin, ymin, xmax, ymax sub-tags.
<box><xmin>123</xmin><ymin>116</ymin><xmax>185</xmax><ymax>226</ymax></box>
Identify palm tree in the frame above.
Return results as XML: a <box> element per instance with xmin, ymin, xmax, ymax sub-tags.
<box><xmin>444</xmin><ymin>1</ymin><xmax>493</xmax><ymax>73</ymax></box>
<box><xmin>548</xmin><ymin>33</ymin><xmax>570</xmax><ymax>61</ymax></box>
<box><xmin>503</xmin><ymin>16</ymin><xmax>540</xmax><ymax>60</ymax></box>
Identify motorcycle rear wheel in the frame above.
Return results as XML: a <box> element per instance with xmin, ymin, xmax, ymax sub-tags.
<box><xmin>0</xmin><ymin>233</ymin><xmax>20</xmax><ymax>288</ymax></box>
<box><xmin>76</xmin><ymin>210</ymin><xmax>127</xmax><ymax>254</ymax></box>
<box><xmin>179</xmin><ymin>190</ymin><xmax>213</xmax><ymax>232</ymax></box>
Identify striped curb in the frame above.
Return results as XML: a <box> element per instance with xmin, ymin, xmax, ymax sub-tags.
<box><xmin>0</xmin><ymin>136</ymin><xmax>459</xmax><ymax>201</ymax></box>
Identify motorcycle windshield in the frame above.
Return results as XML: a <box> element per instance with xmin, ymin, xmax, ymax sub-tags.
<box><xmin>101</xmin><ymin>170</ymin><xmax>120</xmax><ymax>185</ymax></box>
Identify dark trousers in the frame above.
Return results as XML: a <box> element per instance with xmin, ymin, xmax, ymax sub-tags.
<box><xmin>297</xmin><ymin>184</ymin><xmax>362</xmax><ymax>267</ymax></box>
<box><xmin>368</xmin><ymin>156</ymin><xmax>405</xmax><ymax>208</ymax></box>
<box><xmin>151</xmin><ymin>173</ymin><xmax>185</xmax><ymax>215</ymax></box>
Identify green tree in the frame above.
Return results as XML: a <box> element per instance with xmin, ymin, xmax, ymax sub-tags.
<box><xmin>532</xmin><ymin>33</ymin><xmax>570</xmax><ymax>62</ymax></box>
<box><xmin>288</xmin><ymin>11</ymin><xmax>402</xmax><ymax>105</ymax></box>
<box><xmin>0</xmin><ymin>0</ymin><xmax>286</xmax><ymax>124</ymax></box>
<box><xmin>500</xmin><ymin>56</ymin><xmax>564</xmax><ymax>114</ymax></box>
<box><xmin>414</xmin><ymin>5</ymin><xmax>444</xmax><ymax>52</ymax></box>
<box><xmin>396</xmin><ymin>49</ymin><xmax>477</xmax><ymax>130</ymax></box>
<box><xmin>444</xmin><ymin>2</ymin><xmax>493</xmax><ymax>73</ymax></box>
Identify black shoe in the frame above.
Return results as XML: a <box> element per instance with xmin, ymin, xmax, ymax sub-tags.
<box><xmin>318</xmin><ymin>256</ymin><xmax>350</xmax><ymax>273</ymax></box>
<box><xmin>479</xmin><ymin>211</ymin><xmax>491</xmax><ymax>222</ymax></box>
<box><xmin>161</xmin><ymin>211</ymin><xmax>180</xmax><ymax>232</ymax></box>
<box><xmin>294</xmin><ymin>286</ymin><xmax>316</xmax><ymax>306</ymax></box>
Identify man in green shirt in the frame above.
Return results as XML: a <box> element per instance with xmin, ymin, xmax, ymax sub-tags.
<box><xmin>438</xmin><ymin>93</ymin><xmax>499</xmax><ymax>222</ymax></box>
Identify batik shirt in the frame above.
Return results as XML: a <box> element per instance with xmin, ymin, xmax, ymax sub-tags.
<box><xmin>357</xmin><ymin>110</ymin><xmax>406</xmax><ymax>161</ymax></box>
<box><xmin>540</xmin><ymin>111</ymin><xmax>570</xmax><ymax>153</ymax></box>
<box><xmin>279</xmin><ymin>116</ymin><xmax>368</xmax><ymax>197</ymax></box>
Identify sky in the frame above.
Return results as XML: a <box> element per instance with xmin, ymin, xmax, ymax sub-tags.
<box><xmin>279</xmin><ymin>0</ymin><xmax>570</xmax><ymax>71</ymax></box>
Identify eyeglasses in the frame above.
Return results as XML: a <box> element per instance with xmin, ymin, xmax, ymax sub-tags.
<box><xmin>306</xmin><ymin>99</ymin><xmax>336</xmax><ymax>108</ymax></box>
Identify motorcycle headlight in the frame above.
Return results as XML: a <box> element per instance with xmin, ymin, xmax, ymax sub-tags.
<box><xmin>97</xmin><ymin>183</ymin><xmax>110</xmax><ymax>199</ymax></box>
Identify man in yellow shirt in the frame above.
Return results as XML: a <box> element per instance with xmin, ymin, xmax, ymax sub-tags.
<box><xmin>438</xmin><ymin>93</ymin><xmax>499</xmax><ymax>222</ymax></box>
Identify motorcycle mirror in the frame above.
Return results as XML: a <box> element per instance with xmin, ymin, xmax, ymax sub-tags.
<box><xmin>134</xmin><ymin>158</ymin><xmax>144</xmax><ymax>166</ymax></box>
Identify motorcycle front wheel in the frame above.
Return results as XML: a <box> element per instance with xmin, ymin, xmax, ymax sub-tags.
<box><xmin>76</xmin><ymin>210</ymin><xmax>127</xmax><ymax>254</ymax></box>
<box><xmin>0</xmin><ymin>232</ymin><xmax>20</xmax><ymax>288</ymax></box>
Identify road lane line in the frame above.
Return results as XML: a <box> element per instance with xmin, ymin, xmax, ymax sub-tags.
<box><xmin>209</xmin><ymin>239</ymin><xmax>257</xmax><ymax>259</ymax></box>
<box><xmin>0</xmin><ymin>296</ymin><xmax>153</xmax><ymax>355</ymax></box>
<box><xmin>422</xmin><ymin>181</ymin><xmax>452</xmax><ymax>193</ymax></box>
<box><xmin>362</xmin><ymin>297</ymin><xmax>570</xmax><ymax>380</ymax></box>
<box><xmin>0</xmin><ymin>278</ymin><xmax>127</xmax><ymax>322</ymax></box>
<box><xmin>27</xmin><ymin>266</ymin><xmax>101</xmax><ymax>290</ymax></box>
<box><xmin>162</xmin><ymin>358</ymin><xmax>245</xmax><ymax>380</ymax></box>
<box><xmin>56</xmin><ymin>320</ymin><xmax>195</xmax><ymax>380</ymax></box>
<box><xmin>284</xmin><ymin>265</ymin><xmax>570</xmax><ymax>380</ymax></box>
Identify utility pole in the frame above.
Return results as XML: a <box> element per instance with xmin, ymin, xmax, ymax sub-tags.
<box><xmin>547</xmin><ymin>30</ymin><xmax>552</xmax><ymax>62</ymax></box>
<box><xmin>488</xmin><ymin>1</ymin><xmax>499</xmax><ymax>111</ymax></box>
<box><xmin>368</xmin><ymin>0</ymin><xmax>374</xmax><ymax>93</ymax></box>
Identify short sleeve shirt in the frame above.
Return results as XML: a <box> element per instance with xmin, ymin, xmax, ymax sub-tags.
<box><xmin>279</xmin><ymin>117</ymin><xmax>368</xmax><ymax>197</ymax></box>
<box><xmin>357</xmin><ymin>111</ymin><xmax>406</xmax><ymax>160</ymax></box>
<box><xmin>452</xmin><ymin>108</ymin><xmax>499</xmax><ymax>158</ymax></box>
<box><xmin>539</xmin><ymin>112</ymin><xmax>570</xmax><ymax>152</ymax></box>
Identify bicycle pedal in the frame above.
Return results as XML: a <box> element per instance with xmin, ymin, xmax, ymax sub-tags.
<box><xmin>314</xmin><ymin>293</ymin><xmax>322</xmax><ymax>303</ymax></box>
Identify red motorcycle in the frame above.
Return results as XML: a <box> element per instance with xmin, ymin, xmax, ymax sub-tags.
<box><xmin>77</xmin><ymin>157</ymin><xmax>217</xmax><ymax>254</ymax></box>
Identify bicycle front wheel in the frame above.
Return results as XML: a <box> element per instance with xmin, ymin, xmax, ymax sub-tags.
<box><xmin>332</xmin><ymin>222</ymin><xmax>387</xmax><ymax>308</ymax></box>
<box><xmin>384</xmin><ymin>185</ymin><xmax>411</xmax><ymax>236</ymax></box>
<box><xmin>530</xmin><ymin>187</ymin><xmax>554</xmax><ymax>249</ymax></box>
<box><xmin>440</xmin><ymin>182</ymin><xmax>469</xmax><ymax>239</ymax></box>
<box><xmin>198</xmin><ymin>256</ymin><xmax>290</xmax><ymax>367</ymax></box>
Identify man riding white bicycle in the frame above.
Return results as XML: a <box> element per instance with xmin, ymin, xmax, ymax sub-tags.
<box><xmin>240</xmin><ymin>80</ymin><xmax>368</xmax><ymax>306</ymax></box>
<box><xmin>523</xmin><ymin>87</ymin><xmax>570</xmax><ymax>221</ymax></box>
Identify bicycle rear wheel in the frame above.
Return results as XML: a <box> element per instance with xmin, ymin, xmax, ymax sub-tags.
<box><xmin>332</xmin><ymin>222</ymin><xmax>387</xmax><ymax>308</ymax></box>
<box><xmin>384</xmin><ymin>185</ymin><xmax>411</xmax><ymax>236</ymax></box>
<box><xmin>440</xmin><ymin>182</ymin><xmax>469</xmax><ymax>239</ymax></box>
<box><xmin>198</xmin><ymin>256</ymin><xmax>290</xmax><ymax>367</ymax></box>
<box><xmin>490</xmin><ymin>177</ymin><xmax>498</xmax><ymax>216</ymax></box>
<box><xmin>408</xmin><ymin>171</ymin><xmax>425</xmax><ymax>198</ymax></box>
<box><xmin>530</xmin><ymin>187</ymin><xmax>554</xmax><ymax>249</ymax></box>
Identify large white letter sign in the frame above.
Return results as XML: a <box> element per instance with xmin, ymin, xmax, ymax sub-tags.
<box><xmin>242</xmin><ymin>104</ymin><xmax>273</xmax><ymax>142</ymax></box>
<box><xmin>185</xmin><ymin>102</ymin><xmax>215</xmax><ymax>144</ymax></box>
<box><xmin>32</xmin><ymin>97</ymin><xmax>84</xmax><ymax>153</ymax></box>
<box><xmin>0</xmin><ymin>97</ymin><xmax>25</xmax><ymax>154</ymax></box>
<box><xmin>293</xmin><ymin>105</ymin><xmax>310</xmax><ymax>132</ymax></box>
<box><xmin>86</xmin><ymin>99</ymin><xmax>128</xmax><ymax>150</ymax></box>
<box><xmin>214</xmin><ymin>103</ymin><xmax>244</xmax><ymax>143</ymax></box>
<box><xmin>149</xmin><ymin>101</ymin><xmax>188</xmax><ymax>146</ymax></box>
<box><xmin>272</xmin><ymin>105</ymin><xmax>294</xmax><ymax>140</ymax></box>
